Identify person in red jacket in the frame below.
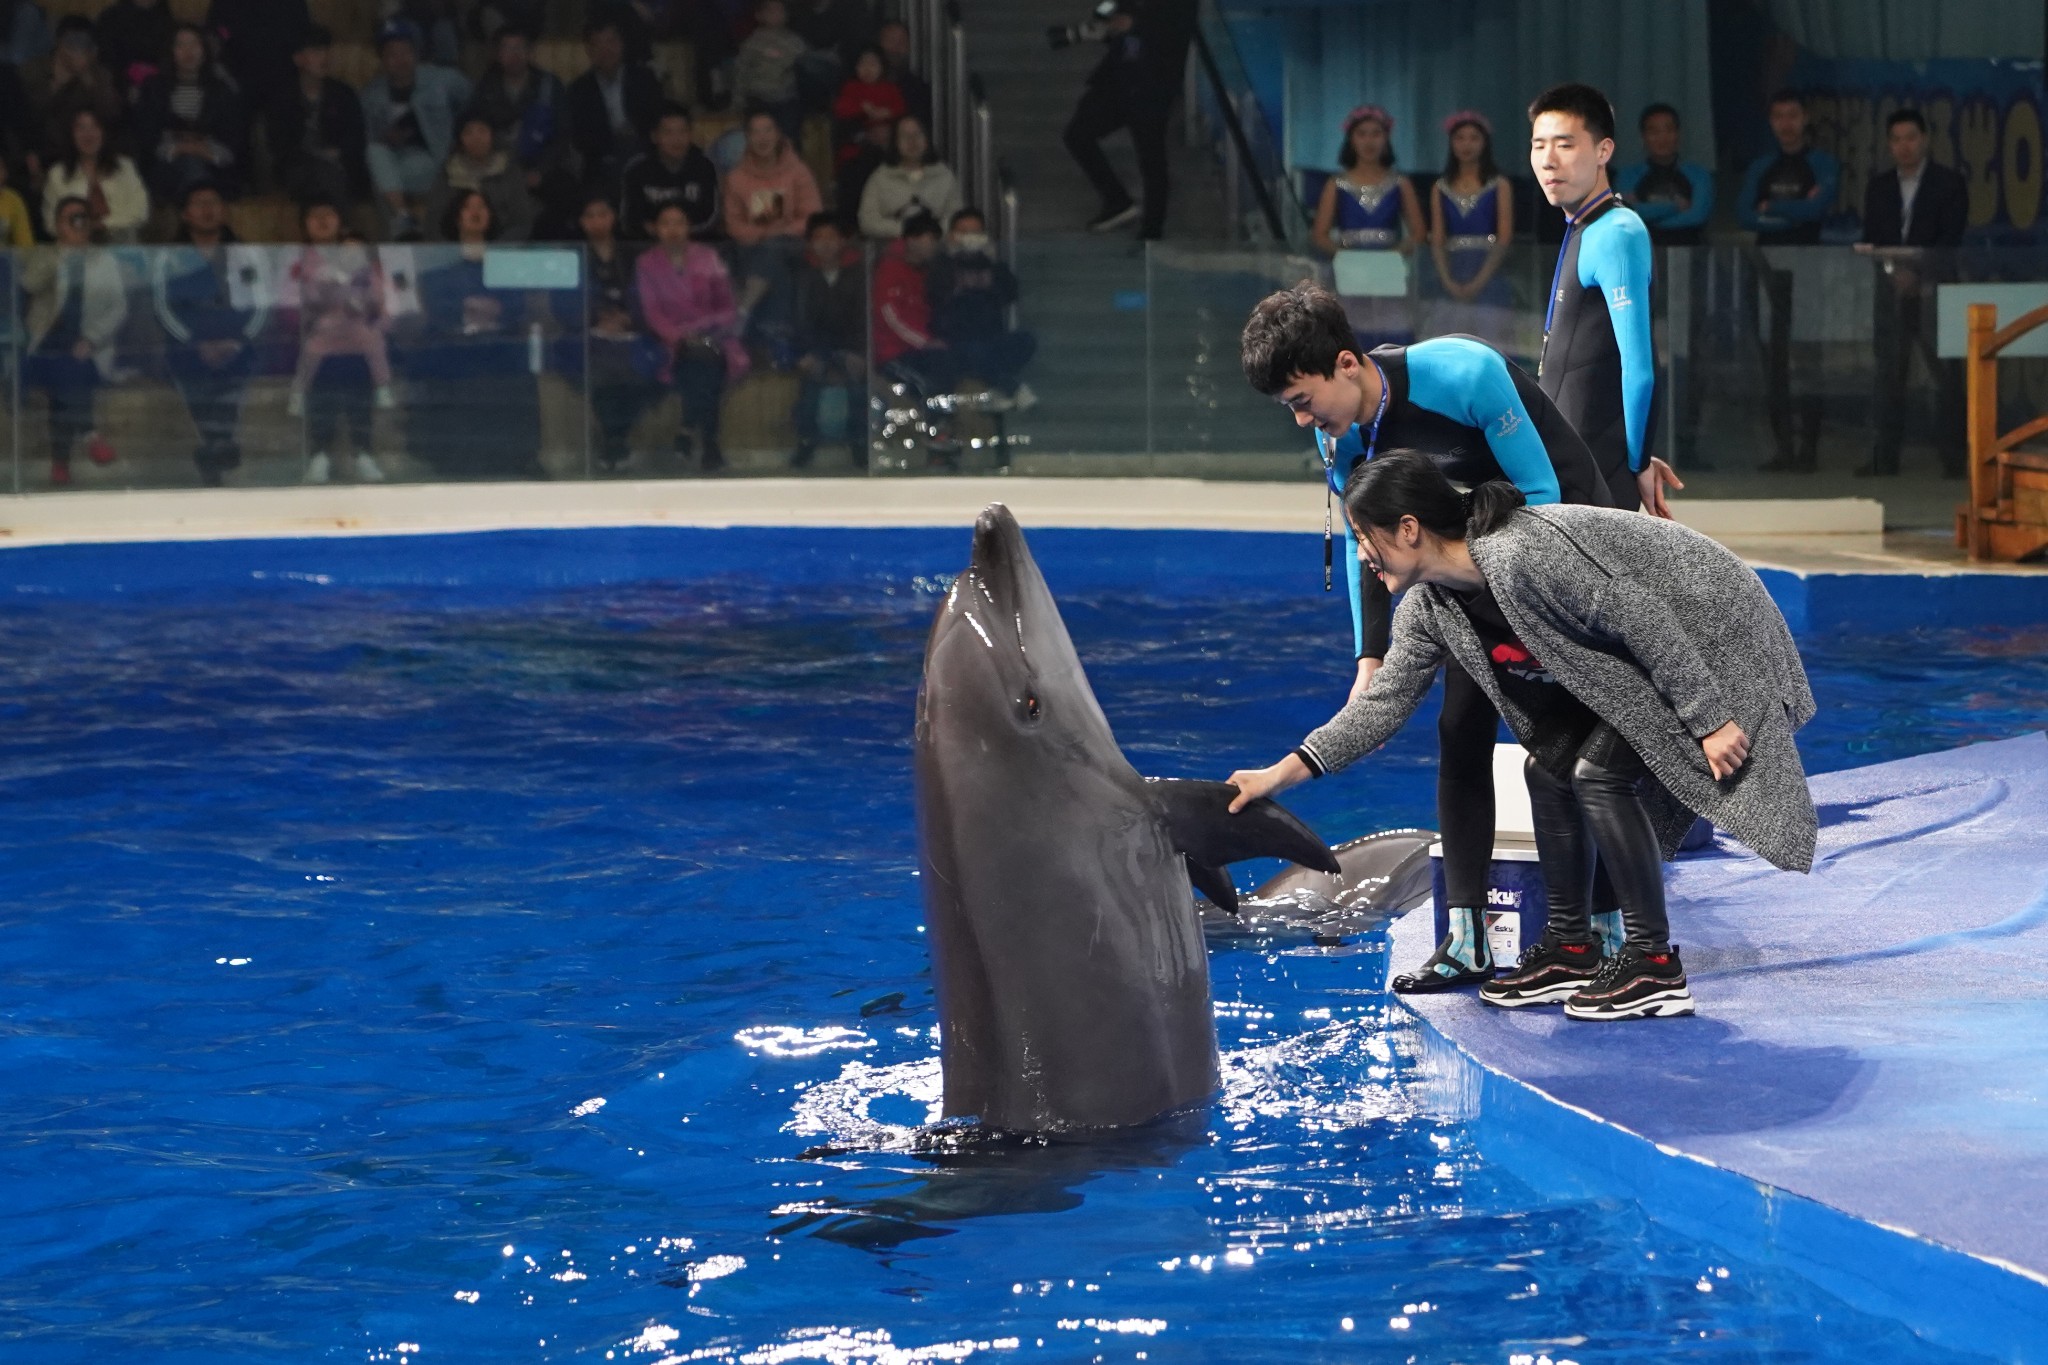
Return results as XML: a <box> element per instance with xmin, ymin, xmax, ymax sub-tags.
<box><xmin>870</xmin><ymin>210</ymin><xmax>955</xmax><ymax>465</ymax></box>
<box><xmin>831</xmin><ymin>47</ymin><xmax>901</xmax><ymax>208</ymax></box>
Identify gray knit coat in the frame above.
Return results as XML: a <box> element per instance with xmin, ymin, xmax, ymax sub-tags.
<box><xmin>1298</xmin><ymin>504</ymin><xmax>1819</xmax><ymax>872</ymax></box>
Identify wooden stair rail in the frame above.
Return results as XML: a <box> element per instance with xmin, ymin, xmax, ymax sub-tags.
<box><xmin>1960</xmin><ymin>301</ymin><xmax>2048</xmax><ymax>561</ymax></box>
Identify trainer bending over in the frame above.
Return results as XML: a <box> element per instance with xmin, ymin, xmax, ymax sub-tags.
<box><xmin>1225</xmin><ymin>453</ymin><xmax>1817</xmax><ymax>1020</ymax></box>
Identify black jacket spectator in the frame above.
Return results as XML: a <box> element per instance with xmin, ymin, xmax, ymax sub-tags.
<box><xmin>203</xmin><ymin>0</ymin><xmax>309</xmax><ymax>117</ymax></box>
<box><xmin>619</xmin><ymin>144</ymin><xmax>720</xmax><ymax>238</ymax></box>
<box><xmin>927</xmin><ymin>246</ymin><xmax>1019</xmax><ymax>344</ymax></box>
<box><xmin>270</xmin><ymin>72</ymin><xmax>369</xmax><ymax>205</ymax></box>
<box><xmin>795</xmin><ymin>245</ymin><xmax>866</xmax><ymax>354</ymax></box>
<box><xmin>790</xmin><ymin>0</ymin><xmax>867</xmax><ymax>66</ymax></box>
<box><xmin>469</xmin><ymin>45</ymin><xmax>567</xmax><ymax>172</ymax></box>
<box><xmin>135</xmin><ymin>64</ymin><xmax>249</xmax><ymax>199</ymax></box>
<box><xmin>566</xmin><ymin>60</ymin><xmax>665</xmax><ymax>181</ymax></box>
<box><xmin>1861</xmin><ymin>161</ymin><xmax>1968</xmax><ymax>247</ymax></box>
<box><xmin>97</xmin><ymin>0</ymin><xmax>176</xmax><ymax>93</ymax></box>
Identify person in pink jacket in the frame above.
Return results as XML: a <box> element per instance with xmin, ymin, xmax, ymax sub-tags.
<box><xmin>636</xmin><ymin>201</ymin><xmax>749</xmax><ymax>473</ymax></box>
<box><xmin>722</xmin><ymin>109</ymin><xmax>822</xmax><ymax>348</ymax></box>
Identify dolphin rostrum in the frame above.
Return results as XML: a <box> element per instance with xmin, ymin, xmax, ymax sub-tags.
<box><xmin>913</xmin><ymin>504</ymin><xmax>1339</xmax><ymax>1132</ymax></box>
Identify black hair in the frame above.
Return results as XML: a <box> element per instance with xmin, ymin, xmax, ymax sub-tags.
<box><xmin>889</xmin><ymin>114</ymin><xmax>937</xmax><ymax>167</ymax></box>
<box><xmin>49</xmin><ymin>195</ymin><xmax>92</xmax><ymax>232</ymax></box>
<box><xmin>441</xmin><ymin>187</ymin><xmax>499</xmax><ymax>241</ymax></box>
<box><xmin>1887</xmin><ymin>106</ymin><xmax>1928</xmax><ymax>134</ymax></box>
<box><xmin>853</xmin><ymin>44</ymin><xmax>885</xmax><ymax>71</ymax></box>
<box><xmin>494</xmin><ymin>23</ymin><xmax>537</xmax><ymax>47</ymax></box>
<box><xmin>584</xmin><ymin>14</ymin><xmax>622</xmax><ymax>40</ymax></box>
<box><xmin>54</xmin><ymin>14</ymin><xmax>95</xmax><ymax>44</ymax></box>
<box><xmin>742</xmin><ymin>105</ymin><xmax>782</xmax><ymax>135</ymax></box>
<box><xmin>298</xmin><ymin>196</ymin><xmax>343</xmax><ymax>240</ymax></box>
<box><xmin>61</xmin><ymin>108</ymin><xmax>117</xmax><ymax>177</ymax></box>
<box><xmin>901</xmin><ymin>209</ymin><xmax>942</xmax><ymax>240</ymax></box>
<box><xmin>177</xmin><ymin>178</ymin><xmax>224</xmax><ymax>212</ymax></box>
<box><xmin>654</xmin><ymin>101</ymin><xmax>692</xmax><ymax>128</ymax></box>
<box><xmin>578</xmin><ymin>184</ymin><xmax>618</xmax><ymax>214</ymax></box>
<box><xmin>949</xmin><ymin>206</ymin><xmax>985</xmax><ymax>230</ymax></box>
<box><xmin>1766</xmin><ymin>87</ymin><xmax>1805</xmax><ymax>111</ymax></box>
<box><xmin>804</xmin><ymin>210</ymin><xmax>844</xmax><ymax>237</ymax></box>
<box><xmin>169</xmin><ymin>21</ymin><xmax>209</xmax><ymax>66</ymax></box>
<box><xmin>1239</xmin><ymin>280</ymin><xmax>1357</xmax><ymax>396</ymax></box>
<box><xmin>1639</xmin><ymin>102</ymin><xmax>1680</xmax><ymax>131</ymax></box>
<box><xmin>1337</xmin><ymin>117</ymin><xmax>1395</xmax><ymax>171</ymax></box>
<box><xmin>1441</xmin><ymin>117</ymin><xmax>1498</xmax><ymax>185</ymax></box>
<box><xmin>298</xmin><ymin>23</ymin><xmax>333</xmax><ymax>51</ymax></box>
<box><xmin>1342</xmin><ymin>450</ymin><xmax>1527</xmax><ymax>544</ymax></box>
<box><xmin>1528</xmin><ymin>82</ymin><xmax>1616</xmax><ymax>143</ymax></box>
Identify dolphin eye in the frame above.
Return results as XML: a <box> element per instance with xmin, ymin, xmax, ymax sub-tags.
<box><xmin>1023</xmin><ymin>692</ymin><xmax>1042</xmax><ymax>722</ymax></box>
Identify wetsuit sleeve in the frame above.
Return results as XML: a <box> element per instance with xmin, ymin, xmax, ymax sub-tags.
<box><xmin>1578</xmin><ymin>212</ymin><xmax>1657</xmax><ymax>471</ymax></box>
<box><xmin>1297</xmin><ymin>591</ymin><xmax>1444</xmax><ymax>775</ymax></box>
<box><xmin>1405</xmin><ymin>336</ymin><xmax>1563</xmax><ymax>504</ymax></box>
<box><xmin>1735</xmin><ymin>154</ymin><xmax>1770</xmax><ymax>232</ymax></box>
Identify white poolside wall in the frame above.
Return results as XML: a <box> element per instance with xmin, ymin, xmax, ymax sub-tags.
<box><xmin>0</xmin><ymin>479</ymin><xmax>1883</xmax><ymax>547</ymax></box>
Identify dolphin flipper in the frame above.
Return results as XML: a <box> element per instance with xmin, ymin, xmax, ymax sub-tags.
<box><xmin>1183</xmin><ymin>858</ymin><xmax>1240</xmax><ymax>915</ymax></box>
<box><xmin>1147</xmin><ymin>778</ymin><xmax>1342</xmax><ymax>875</ymax></box>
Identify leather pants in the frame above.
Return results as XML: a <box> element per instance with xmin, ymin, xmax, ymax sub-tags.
<box><xmin>1523</xmin><ymin>727</ymin><xmax>1670</xmax><ymax>952</ymax></box>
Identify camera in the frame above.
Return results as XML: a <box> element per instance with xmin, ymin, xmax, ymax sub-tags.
<box><xmin>1047</xmin><ymin>0</ymin><xmax>1122</xmax><ymax>50</ymax></box>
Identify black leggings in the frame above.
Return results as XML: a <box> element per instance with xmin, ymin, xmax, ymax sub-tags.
<box><xmin>1524</xmin><ymin>724</ymin><xmax>1670</xmax><ymax>952</ymax></box>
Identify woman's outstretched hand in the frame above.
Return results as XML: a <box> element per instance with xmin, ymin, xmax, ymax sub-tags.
<box><xmin>1702</xmin><ymin>721</ymin><xmax>1751</xmax><ymax>780</ymax></box>
<box><xmin>1226</xmin><ymin>754</ymin><xmax>1313</xmax><ymax>813</ymax></box>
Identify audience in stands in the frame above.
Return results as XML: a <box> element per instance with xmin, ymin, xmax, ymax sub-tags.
<box><xmin>152</xmin><ymin>181</ymin><xmax>264</xmax><ymax>486</ymax></box>
<box><xmin>857</xmin><ymin>114</ymin><xmax>959</xmax><ymax>240</ymax></box>
<box><xmin>831</xmin><ymin>46</ymin><xmax>900</xmax><ymax>210</ymax></box>
<box><xmin>98</xmin><ymin>0</ymin><xmax>175</xmax><ymax>95</ymax></box>
<box><xmin>0</xmin><ymin>60</ymin><xmax>40</xmax><ymax>187</ymax></box>
<box><xmin>871</xmin><ymin>209</ymin><xmax>952</xmax><ymax>464</ymax></box>
<box><xmin>412</xmin><ymin>188</ymin><xmax>545</xmax><ymax>478</ymax></box>
<box><xmin>271</xmin><ymin>26</ymin><xmax>370</xmax><ymax>213</ymax></box>
<box><xmin>735</xmin><ymin>0</ymin><xmax>806</xmax><ymax>142</ymax></box>
<box><xmin>382</xmin><ymin>0</ymin><xmax>463</xmax><ymax>68</ymax></box>
<box><xmin>464</xmin><ymin>0</ymin><xmax>545</xmax><ymax>48</ymax></box>
<box><xmin>361</xmin><ymin>17</ymin><xmax>471</xmax><ymax>241</ymax></box>
<box><xmin>0</xmin><ymin>154</ymin><xmax>33</xmax><ymax>246</ymax></box>
<box><xmin>1614</xmin><ymin>103</ymin><xmax>1713</xmax><ymax>246</ymax></box>
<box><xmin>620</xmin><ymin>103</ymin><xmax>719</xmax><ymax>239</ymax></box>
<box><xmin>469</xmin><ymin>23</ymin><xmax>567</xmax><ymax>185</ymax></box>
<box><xmin>568</xmin><ymin>190</ymin><xmax>656</xmax><ymax>472</ymax></box>
<box><xmin>135</xmin><ymin>23</ymin><xmax>249</xmax><ymax>203</ymax></box>
<box><xmin>204</xmin><ymin>0</ymin><xmax>312</xmax><ymax>120</ymax></box>
<box><xmin>45</xmin><ymin>109</ymin><xmax>148</xmax><ymax>242</ymax></box>
<box><xmin>24</xmin><ymin>195</ymin><xmax>126</xmax><ymax>486</ymax></box>
<box><xmin>425</xmin><ymin>112</ymin><xmax>534</xmax><ymax>242</ymax></box>
<box><xmin>2</xmin><ymin>0</ymin><xmax>53</xmax><ymax>69</ymax></box>
<box><xmin>927</xmin><ymin>206</ymin><xmax>1035</xmax><ymax>410</ymax></box>
<box><xmin>27</xmin><ymin>17</ymin><xmax>124</xmax><ymax>155</ymax></box>
<box><xmin>638</xmin><ymin>198</ymin><xmax>747</xmax><ymax>472</ymax></box>
<box><xmin>875</xmin><ymin>20</ymin><xmax>929</xmax><ymax>126</ymax></box>
<box><xmin>723</xmin><ymin>107</ymin><xmax>821</xmax><ymax>346</ymax></box>
<box><xmin>567</xmin><ymin>13</ymin><xmax>666</xmax><ymax>194</ymax></box>
<box><xmin>290</xmin><ymin>199</ymin><xmax>389</xmax><ymax>485</ymax></box>
<box><xmin>791</xmin><ymin>211</ymin><xmax>866</xmax><ymax>468</ymax></box>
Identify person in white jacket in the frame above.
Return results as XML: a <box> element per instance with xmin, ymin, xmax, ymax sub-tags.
<box><xmin>23</xmin><ymin>197</ymin><xmax>129</xmax><ymax>485</ymax></box>
<box><xmin>42</xmin><ymin>108</ymin><xmax>150</xmax><ymax>243</ymax></box>
<box><xmin>857</xmin><ymin>114</ymin><xmax>960</xmax><ymax>240</ymax></box>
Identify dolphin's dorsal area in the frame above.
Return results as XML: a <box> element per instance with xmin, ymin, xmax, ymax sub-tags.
<box><xmin>913</xmin><ymin>504</ymin><xmax>1339</xmax><ymax>1132</ymax></box>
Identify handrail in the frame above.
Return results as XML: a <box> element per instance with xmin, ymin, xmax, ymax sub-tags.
<box><xmin>1983</xmin><ymin>301</ymin><xmax>2048</xmax><ymax>359</ymax></box>
<box><xmin>908</xmin><ymin>0</ymin><xmax>1016</xmax><ymax>243</ymax></box>
<box><xmin>1960</xmin><ymin>300</ymin><xmax>2048</xmax><ymax>561</ymax></box>
<box><xmin>1189</xmin><ymin>27</ymin><xmax>1285</xmax><ymax>244</ymax></box>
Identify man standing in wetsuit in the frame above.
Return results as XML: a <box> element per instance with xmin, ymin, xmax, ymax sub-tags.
<box><xmin>1242</xmin><ymin>282</ymin><xmax>1612</xmax><ymax>993</ymax></box>
<box><xmin>1738</xmin><ymin>90</ymin><xmax>1840</xmax><ymax>473</ymax></box>
<box><xmin>1528</xmin><ymin>83</ymin><xmax>1678</xmax><ymax>517</ymax></box>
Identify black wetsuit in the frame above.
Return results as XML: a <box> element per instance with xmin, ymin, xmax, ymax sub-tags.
<box><xmin>1537</xmin><ymin>190</ymin><xmax>1655</xmax><ymax>510</ymax></box>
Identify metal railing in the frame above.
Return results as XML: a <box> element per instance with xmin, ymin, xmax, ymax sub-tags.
<box><xmin>903</xmin><ymin>0</ymin><xmax>1015</xmax><ymax>252</ymax></box>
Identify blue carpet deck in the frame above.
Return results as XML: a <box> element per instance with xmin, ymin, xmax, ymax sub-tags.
<box><xmin>1393</xmin><ymin>732</ymin><xmax>2048</xmax><ymax>1295</ymax></box>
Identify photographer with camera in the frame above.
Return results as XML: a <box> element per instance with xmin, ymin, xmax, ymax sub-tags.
<box><xmin>1057</xmin><ymin>0</ymin><xmax>1196</xmax><ymax>241</ymax></box>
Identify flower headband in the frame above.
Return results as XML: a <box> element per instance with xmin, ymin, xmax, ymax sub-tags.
<box><xmin>1343</xmin><ymin>105</ymin><xmax>1394</xmax><ymax>135</ymax></box>
<box><xmin>1442</xmin><ymin>109</ymin><xmax>1492</xmax><ymax>136</ymax></box>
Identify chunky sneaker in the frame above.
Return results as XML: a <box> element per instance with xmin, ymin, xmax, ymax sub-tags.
<box><xmin>1480</xmin><ymin>933</ymin><xmax>1603</xmax><ymax>1008</ymax></box>
<box><xmin>1564</xmin><ymin>944</ymin><xmax>1696</xmax><ymax>1021</ymax></box>
<box><xmin>303</xmin><ymin>451</ymin><xmax>331</xmax><ymax>485</ymax></box>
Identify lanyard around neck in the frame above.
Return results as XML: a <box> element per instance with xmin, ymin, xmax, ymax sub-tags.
<box><xmin>1543</xmin><ymin>186</ymin><xmax>1613</xmax><ymax>334</ymax></box>
<box><xmin>1320</xmin><ymin>355</ymin><xmax>1390</xmax><ymax>591</ymax></box>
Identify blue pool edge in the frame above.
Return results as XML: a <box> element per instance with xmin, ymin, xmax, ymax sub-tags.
<box><xmin>1395</xmin><ymin>936</ymin><xmax>2048</xmax><ymax>1364</ymax></box>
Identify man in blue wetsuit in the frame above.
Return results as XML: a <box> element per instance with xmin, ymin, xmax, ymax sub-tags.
<box><xmin>1616</xmin><ymin>103</ymin><xmax>1714</xmax><ymax>468</ymax></box>
<box><xmin>1528</xmin><ymin>83</ymin><xmax>1678</xmax><ymax>518</ymax></box>
<box><xmin>1241</xmin><ymin>281</ymin><xmax>1612</xmax><ymax>993</ymax></box>
<box><xmin>1739</xmin><ymin>90</ymin><xmax>1840</xmax><ymax>473</ymax></box>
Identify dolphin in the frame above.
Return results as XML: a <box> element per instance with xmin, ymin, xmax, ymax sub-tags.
<box><xmin>1201</xmin><ymin>828</ymin><xmax>1439</xmax><ymax>945</ymax></box>
<box><xmin>913</xmin><ymin>504</ymin><xmax>1339</xmax><ymax>1133</ymax></box>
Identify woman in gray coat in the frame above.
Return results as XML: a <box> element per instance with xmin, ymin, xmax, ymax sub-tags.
<box><xmin>1227</xmin><ymin>452</ymin><xmax>1816</xmax><ymax>1021</ymax></box>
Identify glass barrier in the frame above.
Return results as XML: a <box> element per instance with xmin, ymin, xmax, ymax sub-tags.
<box><xmin>5</xmin><ymin>237</ymin><xmax>2046</xmax><ymax>528</ymax></box>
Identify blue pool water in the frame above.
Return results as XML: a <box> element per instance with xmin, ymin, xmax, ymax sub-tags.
<box><xmin>1</xmin><ymin>546</ymin><xmax>2043</xmax><ymax>1363</ymax></box>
